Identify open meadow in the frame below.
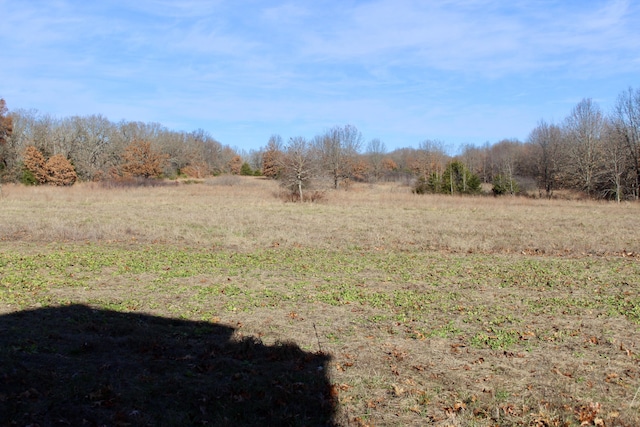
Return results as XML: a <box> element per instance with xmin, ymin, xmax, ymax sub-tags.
<box><xmin>1</xmin><ymin>177</ymin><xmax>639</xmax><ymax>426</ymax></box>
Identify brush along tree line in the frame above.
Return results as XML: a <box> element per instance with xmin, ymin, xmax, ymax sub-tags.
<box><xmin>2</xmin><ymin>87</ymin><xmax>640</xmax><ymax>199</ymax></box>
<box><xmin>260</xmin><ymin>90</ymin><xmax>640</xmax><ymax>201</ymax></box>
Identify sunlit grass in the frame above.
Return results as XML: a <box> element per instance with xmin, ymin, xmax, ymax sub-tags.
<box><xmin>1</xmin><ymin>179</ymin><xmax>639</xmax><ymax>425</ymax></box>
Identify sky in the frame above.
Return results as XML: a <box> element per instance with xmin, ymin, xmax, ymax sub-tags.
<box><xmin>1</xmin><ymin>0</ymin><xmax>639</xmax><ymax>153</ymax></box>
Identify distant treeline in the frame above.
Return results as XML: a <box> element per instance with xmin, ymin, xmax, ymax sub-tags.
<box><xmin>0</xmin><ymin>104</ymin><xmax>239</xmax><ymax>183</ymax></box>
<box><xmin>1</xmin><ymin>87</ymin><xmax>639</xmax><ymax>201</ymax></box>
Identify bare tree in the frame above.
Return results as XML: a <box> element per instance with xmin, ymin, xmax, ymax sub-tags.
<box><xmin>2</xmin><ymin>109</ymin><xmax>37</xmax><ymax>179</ymax></box>
<box><xmin>460</xmin><ymin>143</ymin><xmax>488</xmax><ymax>182</ymax></box>
<box><xmin>612</xmin><ymin>87</ymin><xmax>640</xmax><ymax>199</ymax></box>
<box><xmin>491</xmin><ymin>139</ymin><xmax>523</xmax><ymax>194</ymax></box>
<box><xmin>317</xmin><ymin>125</ymin><xmax>363</xmax><ymax>189</ymax></box>
<box><xmin>527</xmin><ymin>120</ymin><xmax>563</xmax><ymax>198</ymax></box>
<box><xmin>188</xmin><ymin>129</ymin><xmax>224</xmax><ymax>175</ymax></box>
<box><xmin>279</xmin><ymin>137</ymin><xmax>317</xmax><ymax>200</ymax></box>
<box><xmin>366</xmin><ymin>138</ymin><xmax>386</xmax><ymax>182</ymax></box>
<box><xmin>66</xmin><ymin>115</ymin><xmax>122</xmax><ymax>180</ymax></box>
<box><xmin>601</xmin><ymin>120</ymin><xmax>630</xmax><ymax>202</ymax></box>
<box><xmin>246</xmin><ymin>149</ymin><xmax>263</xmax><ymax>173</ymax></box>
<box><xmin>563</xmin><ymin>99</ymin><xmax>604</xmax><ymax>196</ymax></box>
<box><xmin>412</xmin><ymin>139</ymin><xmax>448</xmax><ymax>181</ymax></box>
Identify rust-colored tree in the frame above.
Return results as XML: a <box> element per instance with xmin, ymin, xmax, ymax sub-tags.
<box><xmin>121</xmin><ymin>140</ymin><xmax>167</xmax><ymax>178</ymax></box>
<box><xmin>181</xmin><ymin>163</ymin><xmax>208</xmax><ymax>178</ymax></box>
<box><xmin>228</xmin><ymin>155</ymin><xmax>242</xmax><ymax>175</ymax></box>
<box><xmin>23</xmin><ymin>146</ymin><xmax>48</xmax><ymax>184</ymax></box>
<box><xmin>348</xmin><ymin>157</ymin><xmax>370</xmax><ymax>182</ymax></box>
<box><xmin>262</xmin><ymin>135</ymin><xmax>283</xmax><ymax>179</ymax></box>
<box><xmin>46</xmin><ymin>154</ymin><xmax>77</xmax><ymax>186</ymax></box>
<box><xmin>382</xmin><ymin>157</ymin><xmax>398</xmax><ymax>173</ymax></box>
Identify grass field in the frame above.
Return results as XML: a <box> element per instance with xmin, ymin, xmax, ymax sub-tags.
<box><xmin>1</xmin><ymin>177</ymin><xmax>639</xmax><ymax>426</ymax></box>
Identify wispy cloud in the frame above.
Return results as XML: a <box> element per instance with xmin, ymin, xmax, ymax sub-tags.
<box><xmin>1</xmin><ymin>0</ymin><xmax>639</xmax><ymax>150</ymax></box>
<box><xmin>295</xmin><ymin>0</ymin><xmax>639</xmax><ymax>77</ymax></box>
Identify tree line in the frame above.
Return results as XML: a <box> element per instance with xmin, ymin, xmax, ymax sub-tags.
<box><xmin>1</xmin><ymin>86</ymin><xmax>639</xmax><ymax>201</ymax></box>
<box><xmin>458</xmin><ymin>89</ymin><xmax>640</xmax><ymax>202</ymax></box>
<box><xmin>259</xmin><ymin>88</ymin><xmax>640</xmax><ymax>202</ymax></box>
<box><xmin>0</xmin><ymin>106</ymin><xmax>240</xmax><ymax>184</ymax></box>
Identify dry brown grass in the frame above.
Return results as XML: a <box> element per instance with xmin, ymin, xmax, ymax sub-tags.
<box><xmin>0</xmin><ymin>178</ymin><xmax>638</xmax><ymax>256</ymax></box>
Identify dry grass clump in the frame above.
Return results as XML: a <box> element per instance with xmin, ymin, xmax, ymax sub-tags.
<box><xmin>205</xmin><ymin>175</ymin><xmax>244</xmax><ymax>186</ymax></box>
<box><xmin>98</xmin><ymin>177</ymin><xmax>179</xmax><ymax>188</ymax></box>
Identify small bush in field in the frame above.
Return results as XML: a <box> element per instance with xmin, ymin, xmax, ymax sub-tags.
<box><xmin>412</xmin><ymin>176</ymin><xmax>431</xmax><ymax>195</ymax></box>
<box><xmin>492</xmin><ymin>174</ymin><xmax>519</xmax><ymax>196</ymax></box>
<box><xmin>20</xmin><ymin>168</ymin><xmax>39</xmax><ymax>186</ymax></box>
<box><xmin>240</xmin><ymin>162</ymin><xmax>254</xmax><ymax>176</ymax></box>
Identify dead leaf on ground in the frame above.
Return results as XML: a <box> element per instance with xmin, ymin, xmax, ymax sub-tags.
<box><xmin>391</xmin><ymin>384</ymin><xmax>405</xmax><ymax>397</ymax></box>
<box><xmin>576</xmin><ymin>402</ymin><xmax>601</xmax><ymax>425</ymax></box>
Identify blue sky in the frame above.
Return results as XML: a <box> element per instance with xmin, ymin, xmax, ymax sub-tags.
<box><xmin>1</xmin><ymin>0</ymin><xmax>639</xmax><ymax>153</ymax></box>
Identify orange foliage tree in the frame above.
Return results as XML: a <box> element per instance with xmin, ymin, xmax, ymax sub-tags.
<box><xmin>228</xmin><ymin>155</ymin><xmax>242</xmax><ymax>175</ymax></box>
<box><xmin>262</xmin><ymin>136</ymin><xmax>283</xmax><ymax>179</ymax></box>
<box><xmin>121</xmin><ymin>140</ymin><xmax>167</xmax><ymax>178</ymax></box>
<box><xmin>46</xmin><ymin>154</ymin><xmax>77</xmax><ymax>186</ymax></box>
<box><xmin>23</xmin><ymin>146</ymin><xmax>77</xmax><ymax>185</ymax></box>
<box><xmin>180</xmin><ymin>163</ymin><xmax>208</xmax><ymax>178</ymax></box>
<box><xmin>23</xmin><ymin>146</ymin><xmax>48</xmax><ymax>184</ymax></box>
<box><xmin>348</xmin><ymin>158</ymin><xmax>370</xmax><ymax>182</ymax></box>
<box><xmin>382</xmin><ymin>157</ymin><xmax>398</xmax><ymax>173</ymax></box>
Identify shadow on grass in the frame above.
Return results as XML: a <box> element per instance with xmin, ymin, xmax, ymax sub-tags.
<box><xmin>0</xmin><ymin>304</ymin><xmax>334</xmax><ymax>426</ymax></box>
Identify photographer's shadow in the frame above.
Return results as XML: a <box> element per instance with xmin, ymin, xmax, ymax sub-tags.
<box><xmin>0</xmin><ymin>304</ymin><xmax>334</xmax><ymax>426</ymax></box>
